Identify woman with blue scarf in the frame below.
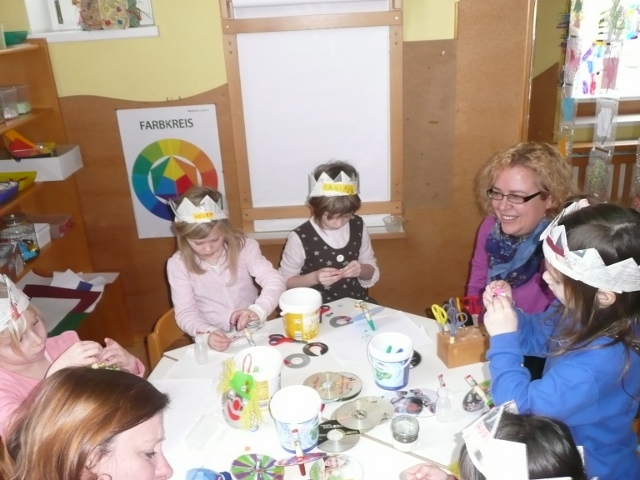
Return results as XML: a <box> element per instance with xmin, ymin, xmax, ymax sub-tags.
<box><xmin>466</xmin><ymin>142</ymin><xmax>575</xmax><ymax>379</ymax></box>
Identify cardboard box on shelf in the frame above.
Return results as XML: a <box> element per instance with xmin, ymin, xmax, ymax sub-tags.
<box><xmin>0</xmin><ymin>145</ymin><xmax>83</xmax><ymax>181</ymax></box>
<box><xmin>0</xmin><ymin>242</ymin><xmax>24</xmax><ymax>281</ymax></box>
<box><xmin>25</xmin><ymin>214</ymin><xmax>72</xmax><ymax>238</ymax></box>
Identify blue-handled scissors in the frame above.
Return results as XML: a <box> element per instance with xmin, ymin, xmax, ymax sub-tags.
<box><xmin>447</xmin><ymin>306</ymin><xmax>468</xmax><ymax>338</ymax></box>
<box><xmin>443</xmin><ymin>297</ymin><xmax>459</xmax><ymax>313</ymax></box>
<box><xmin>268</xmin><ymin>334</ymin><xmax>307</xmax><ymax>346</ymax></box>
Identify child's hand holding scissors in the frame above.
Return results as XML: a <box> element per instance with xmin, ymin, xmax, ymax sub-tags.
<box><xmin>483</xmin><ymin>294</ymin><xmax>518</xmax><ymax>336</ymax></box>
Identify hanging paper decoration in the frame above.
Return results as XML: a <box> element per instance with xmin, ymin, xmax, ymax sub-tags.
<box><xmin>593</xmin><ymin>97</ymin><xmax>619</xmax><ymax>150</ymax></box>
<box><xmin>632</xmin><ymin>138</ymin><xmax>640</xmax><ymax>211</ymax></box>
<box><xmin>585</xmin><ymin>148</ymin><xmax>612</xmax><ymax>200</ymax></box>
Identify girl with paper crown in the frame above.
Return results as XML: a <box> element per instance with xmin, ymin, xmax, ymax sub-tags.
<box><xmin>0</xmin><ymin>274</ymin><xmax>144</xmax><ymax>437</ymax></box>
<box><xmin>401</xmin><ymin>403</ymin><xmax>587</xmax><ymax>480</ymax></box>
<box><xmin>167</xmin><ymin>185</ymin><xmax>286</xmax><ymax>351</ymax></box>
<box><xmin>278</xmin><ymin>160</ymin><xmax>379</xmax><ymax>303</ymax></box>
<box><xmin>483</xmin><ymin>201</ymin><xmax>640</xmax><ymax>480</ymax></box>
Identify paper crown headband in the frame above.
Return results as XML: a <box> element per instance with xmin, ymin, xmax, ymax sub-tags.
<box><xmin>0</xmin><ymin>274</ymin><xmax>30</xmax><ymax>333</ymax></box>
<box><xmin>463</xmin><ymin>401</ymin><xmax>576</xmax><ymax>480</ymax></box>
<box><xmin>170</xmin><ymin>195</ymin><xmax>228</xmax><ymax>223</ymax></box>
<box><xmin>540</xmin><ymin>199</ymin><xmax>640</xmax><ymax>293</ymax></box>
<box><xmin>308</xmin><ymin>171</ymin><xmax>359</xmax><ymax>197</ymax></box>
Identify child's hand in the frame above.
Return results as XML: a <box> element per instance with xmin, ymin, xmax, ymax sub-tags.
<box><xmin>482</xmin><ymin>280</ymin><xmax>512</xmax><ymax>307</ymax></box>
<box><xmin>316</xmin><ymin>268</ymin><xmax>342</xmax><ymax>286</ymax></box>
<box><xmin>484</xmin><ymin>295</ymin><xmax>518</xmax><ymax>336</ymax></box>
<box><xmin>340</xmin><ymin>260</ymin><xmax>361</xmax><ymax>279</ymax></box>
<box><xmin>98</xmin><ymin>338</ymin><xmax>138</xmax><ymax>373</ymax></box>
<box><xmin>207</xmin><ymin>330</ymin><xmax>232</xmax><ymax>351</ymax></box>
<box><xmin>400</xmin><ymin>463</ymin><xmax>452</xmax><ymax>480</ymax></box>
<box><xmin>230</xmin><ymin>309</ymin><xmax>259</xmax><ymax>331</ymax></box>
<box><xmin>48</xmin><ymin>340</ymin><xmax>103</xmax><ymax>377</ymax></box>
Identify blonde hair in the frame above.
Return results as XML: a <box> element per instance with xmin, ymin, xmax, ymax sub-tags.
<box><xmin>171</xmin><ymin>186</ymin><xmax>246</xmax><ymax>279</ymax></box>
<box><xmin>473</xmin><ymin>142</ymin><xmax>576</xmax><ymax>218</ymax></box>
<box><xmin>308</xmin><ymin>160</ymin><xmax>361</xmax><ymax>224</ymax></box>
<box><xmin>3</xmin><ymin>367</ymin><xmax>169</xmax><ymax>480</ymax></box>
<box><xmin>0</xmin><ymin>283</ymin><xmax>43</xmax><ymax>356</ymax></box>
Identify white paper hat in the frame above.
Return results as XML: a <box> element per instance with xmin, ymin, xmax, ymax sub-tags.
<box><xmin>308</xmin><ymin>171</ymin><xmax>359</xmax><ymax>197</ymax></box>
<box><xmin>0</xmin><ymin>274</ymin><xmax>30</xmax><ymax>332</ymax></box>
<box><xmin>463</xmin><ymin>401</ymin><xmax>579</xmax><ymax>480</ymax></box>
<box><xmin>170</xmin><ymin>194</ymin><xmax>228</xmax><ymax>223</ymax></box>
<box><xmin>540</xmin><ymin>199</ymin><xmax>640</xmax><ymax>293</ymax></box>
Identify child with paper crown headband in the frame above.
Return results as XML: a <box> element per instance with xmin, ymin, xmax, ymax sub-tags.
<box><xmin>401</xmin><ymin>406</ymin><xmax>587</xmax><ymax>480</ymax></box>
<box><xmin>482</xmin><ymin>201</ymin><xmax>640</xmax><ymax>480</ymax></box>
<box><xmin>167</xmin><ymin>185</ymin><xmax>286</xmax><ymax>352</ymax></box>
<box><xmin>0</xmin><ymin>274</ymin><xmax>144</xmax><ymax>437</ymax></box>
<box><xmin>278</xmin><ymin>160</ymin><xmax>379</xmax><ymax>303</ymax></box>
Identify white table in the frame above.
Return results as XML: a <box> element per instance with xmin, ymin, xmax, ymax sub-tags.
<box><xmin>149</xmin><ymin>299</ymin><xmax>490</xmax><ymax>479</ymax></box>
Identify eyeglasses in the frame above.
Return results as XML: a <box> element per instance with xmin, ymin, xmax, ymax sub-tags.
<box><xmin>486</xmin><ymin>189</ymin><xmax>543</xmax><ymax>204</ymax></box>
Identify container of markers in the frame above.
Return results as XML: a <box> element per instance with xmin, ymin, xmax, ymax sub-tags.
<box><xmin>436</xmin><ymin>327</ymin><xmax>489</xmax><ymax>368</ymax></box>
<box><xmin>367</xmin><ymin>332</ymin><xmax>413</xmax><ymax>390</ymax></box>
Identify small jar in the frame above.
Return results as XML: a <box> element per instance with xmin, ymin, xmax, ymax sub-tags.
<box><xmin>391</xmin><ymin>415</ymin><xmax>419</xmax><ymax>452</ymax></box>
<box><xmin>0</xmin><ymin>213</ymin><xmax>40</xmax><ymax>261</ymax></box>
<box><xmin>194</xmin><ymin>333</ymin><xmax>208</xmax><ymax>365</ymax></box>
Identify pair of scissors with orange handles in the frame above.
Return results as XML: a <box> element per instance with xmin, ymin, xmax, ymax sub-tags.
<box><xmin>462</xmin><ymin>296</ymin><xmax>483</xmax><ymax>328</ymax></box>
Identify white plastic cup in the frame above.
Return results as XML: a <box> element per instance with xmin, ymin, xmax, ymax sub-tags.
<box><xmin>367</xmin><ymin>332</ymin><xmax>413</xmax><ymax>390</ymax></box>
<box><xmin>233</xmin><ymin>346</ymin><xmax>283</xmax><ymax>410</ymax></box>
<box><xmin>279</xmin><ymin>288</ymin><xmax>322</xmax><ymax>341</ymax></box>
<box><xmin>269</xmin><ymin>385</ymin><xmax>321</xmax><ymax>453</ymax></box>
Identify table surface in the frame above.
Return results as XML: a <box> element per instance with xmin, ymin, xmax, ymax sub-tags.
<box><xmin>149</xmin><ymin>299</ymin><xmax>490</xmax><ymax>479</ymax></box>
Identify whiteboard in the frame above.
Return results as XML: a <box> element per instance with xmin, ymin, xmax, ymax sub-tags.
<box><xmin>237</xmin><ymin>26</ymin><xmax>391</xmax><ymax>210</ymax></box>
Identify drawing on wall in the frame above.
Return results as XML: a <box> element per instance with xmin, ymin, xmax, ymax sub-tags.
<box><xmin>117</xmin><ymin>105</ymin><xmax>224</xmax><ymax>238</ymax></box>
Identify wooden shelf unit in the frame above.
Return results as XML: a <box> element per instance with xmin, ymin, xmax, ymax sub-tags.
<box><xmin>0</xmin><ymin>39</ymin><xmax>133</xmax><ymax>346</ymax></box>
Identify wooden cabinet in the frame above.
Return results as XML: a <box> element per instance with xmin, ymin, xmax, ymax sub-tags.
<box><xmin>0</xmin><ymin>39</ymin><xmax>133</xmax><ymax>346</ymax></box>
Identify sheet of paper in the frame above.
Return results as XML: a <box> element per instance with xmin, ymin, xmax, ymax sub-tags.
<box><xmin>149</xmin><ymin>378</ymin><xmax>214</xmax><ymax>470</ymax></box>
<box><xmin>322</xmin><ymin>310</ymin><xmax>432</xmax><ymax>366</ymax></box>
<box><xmin>30</xmin><ymin>297</ymin><xmax>80</xmax><ymax>332</ymax></box>
<box><xmin>164</xmin><ymin>347</ymin><xmax>231</xmax><ymax>381</ymax></box>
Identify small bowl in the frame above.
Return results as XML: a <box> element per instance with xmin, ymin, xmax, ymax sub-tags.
<box><xmin>382</xmin><ymin>215</ymin><xmax>404</xmax><ymax>233</ymax></box>
<box><xmin>3</xmin><ymin>31</ymin><xmax>28</xmax><ymax>46</ymax></box>
<box><xmin>0</xmin><ymin>172</ymin><xmax>37</xmax><ymax>191</ymax></box>
<box><xmin>0</xmin><ymin>181</ymin><xmax>19</xmax><ymax>204</ymax></box>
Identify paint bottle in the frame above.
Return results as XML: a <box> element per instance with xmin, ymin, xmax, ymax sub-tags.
<box><xmin>436</xmin><ymin>386</ymin><xmax>452</xmax><ymax>423</ymax></box>
<box><xmin>194</xmin><ymin>333</ymin><xmax>208</xmax><ymax>365</ymax></box>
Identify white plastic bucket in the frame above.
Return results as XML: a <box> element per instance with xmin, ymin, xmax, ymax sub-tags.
<box><xmin>233</xmin><ymin>346</ymin><xmax>283</xmax><ymax>410</ymax></box>
<box><xmin>269</xmin><ymin>385</ymin><xmax>321</xmax><ymax>453</ymax></box>
<box><xmin>367</xmin><ymin>332</ymin><xmax>413</xmax><ymax>391</ymax></box>
<box><xmin>279</xmin><ymin>288</ymin><xmax>322</xmax><ymax>341</ymax></box>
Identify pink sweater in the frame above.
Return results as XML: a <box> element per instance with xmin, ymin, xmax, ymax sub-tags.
<box><xmin>167</xmin><ymin>237</ymin><xmax>286</xmax><ymax>336</ymax></box>
<box><xmin>0</xmin><ymin>331</ymin><xmax>144</xmax><ymax>437</ymax></box>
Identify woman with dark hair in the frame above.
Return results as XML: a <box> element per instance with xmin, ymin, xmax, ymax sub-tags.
<box><xmin>401</xmin><ymin>412</ymin><xmax>587</xmax><ymax>480</ymax></box>
<box><xmin>1</xmin><ymin>367</ymin><xmax>173</xmax><ymax>480</ymax></box>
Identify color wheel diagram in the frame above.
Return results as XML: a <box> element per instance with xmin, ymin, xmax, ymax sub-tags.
<box><xmin>131</xmin><ymin>139</ymin><xmax>218</xmax><ymax>221</ymax></box>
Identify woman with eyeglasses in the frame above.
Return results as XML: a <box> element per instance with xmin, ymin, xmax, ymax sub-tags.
<box><xmin>466</xmin><ymin>142</ymin><xmax>576</xmax><ymax>379</ymax></box>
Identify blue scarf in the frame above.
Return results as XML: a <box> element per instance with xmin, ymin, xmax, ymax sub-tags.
<box><xmin>486</xmin><ymin>219</ymin><xmax>549</xmax><ymax>288</ymax></box>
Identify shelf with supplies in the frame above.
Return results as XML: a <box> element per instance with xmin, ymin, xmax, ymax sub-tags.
<box><xmin>0</xmin><ymin>38</ymin><xmax>133</xmax><ymax>346</ymax></box>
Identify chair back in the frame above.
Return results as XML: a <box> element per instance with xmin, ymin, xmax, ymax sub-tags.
<box><xmin>147</xmin><ymin>308</ymin><xmax>192</xmax><ymax>369</ymax></box>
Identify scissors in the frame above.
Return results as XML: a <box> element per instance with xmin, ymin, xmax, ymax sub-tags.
<box><xmin>443</xmin><ymin>297</ymin><xmax>460</xmax><ymax>313</ymax></box>
<box><xmin>462</xmin><ymin>296</ymin><xmax>482</xmax><ymax>327</ymax></box>
<box><xmin>430</xmin><ymin>304</ymin><xmax>449</xmax><ymax>333</ymax></box>
<box><xmin>268</xmin><ymin>334</ymin><xmax>307</xmax><ymax>346</ymax></box>
<box><xmin>447</xmin><ymin>306</ymin><xmax>468</xmax><ymax>339</ymax></box>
